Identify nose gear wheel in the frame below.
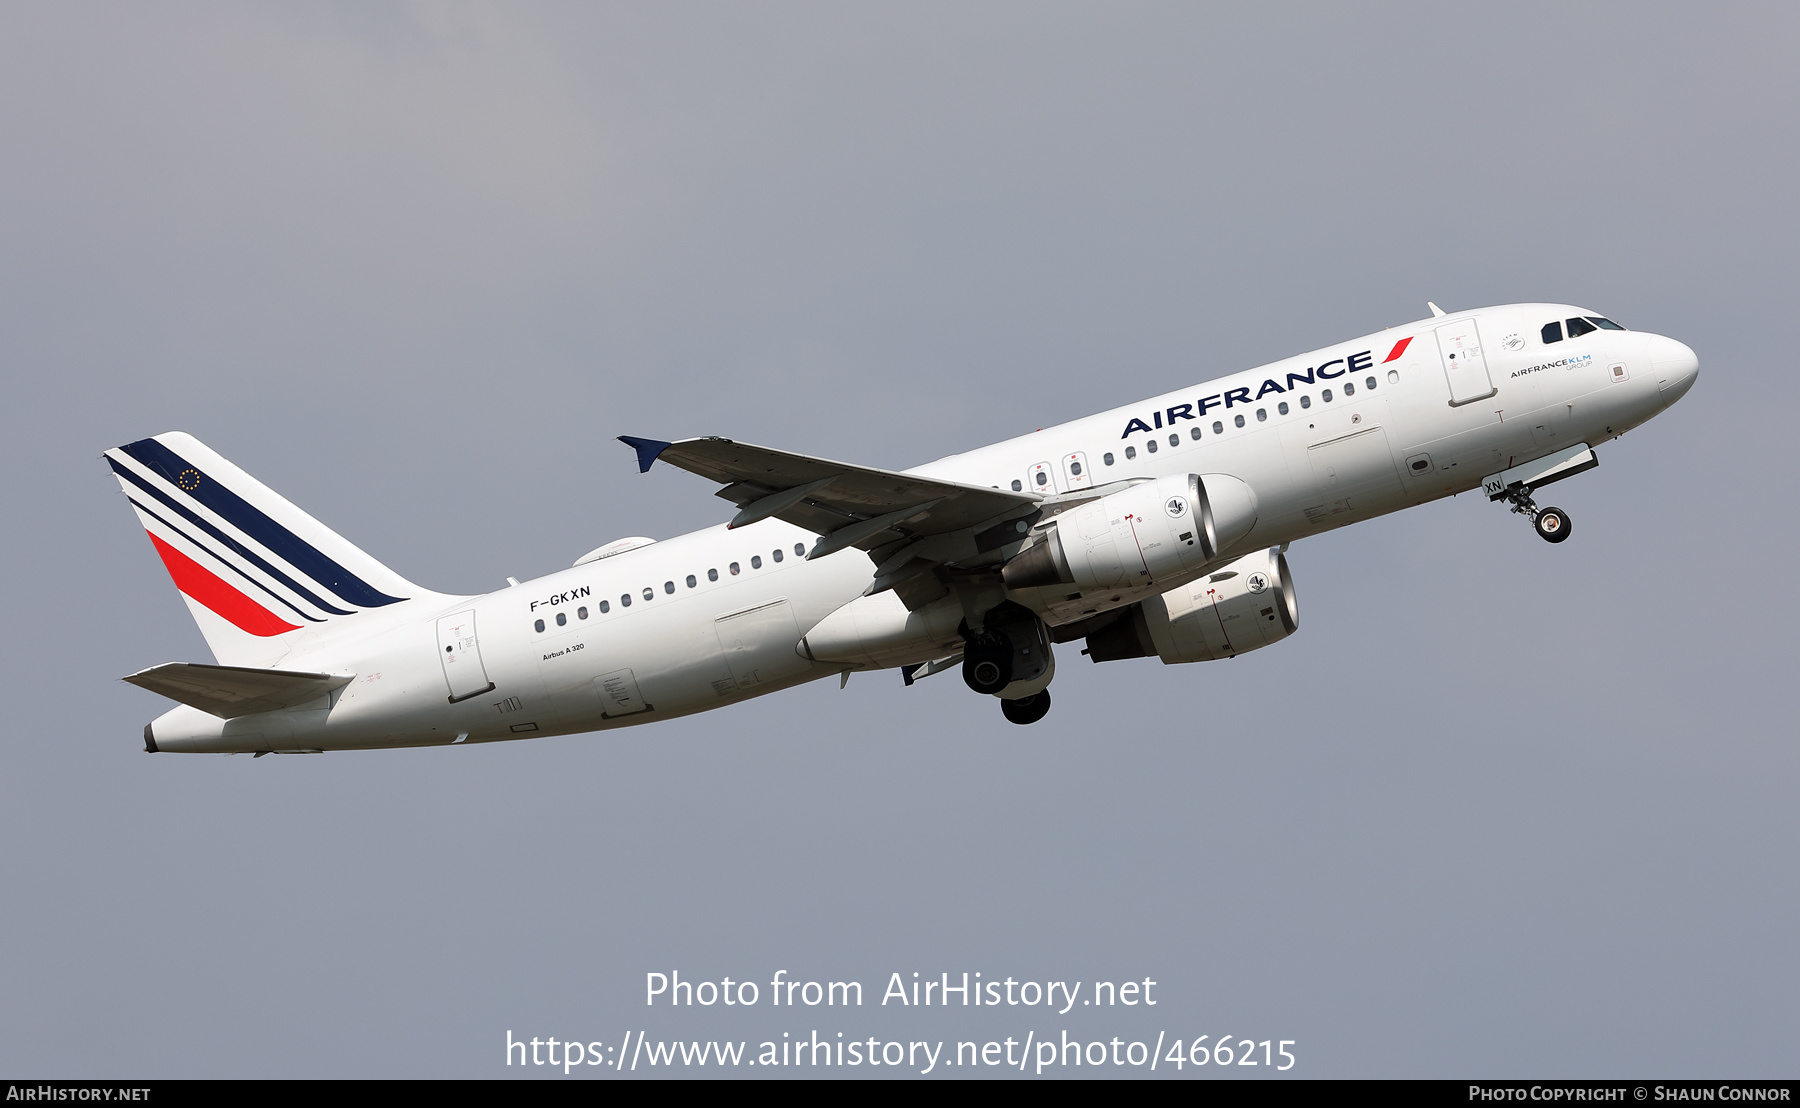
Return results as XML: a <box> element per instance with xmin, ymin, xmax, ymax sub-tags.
<box><xmin>1503</xmin><ymin>487</ymin><xmax>1573</xmax><ymax>544</ymax></box>
<box><xmin>1533</xmin><ymin>506</ymin><xmax>1572</xmax><ymax>543</ymax></box>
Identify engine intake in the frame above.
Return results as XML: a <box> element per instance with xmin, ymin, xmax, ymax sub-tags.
<box><xmin>1002</xmin><ymin>473</ymin><xmax>1258</xmax><ymax>592</ymax></box>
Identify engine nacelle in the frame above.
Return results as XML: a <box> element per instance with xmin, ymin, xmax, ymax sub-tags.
<box><xmin>1002</xmin><ymin>473</ymin><xmax>1258</xmax><ymax>592</ymax></box>
<box><xmin>1084</xmin><ymin>547</ymin><xmax>1296</xmax><ymax>664</ymax></box>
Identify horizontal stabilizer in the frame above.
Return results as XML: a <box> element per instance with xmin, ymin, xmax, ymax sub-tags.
<box><xmin>123</xmin><ymin>662</ymin><xmax>353</xmax><ymax>719</ymax></box>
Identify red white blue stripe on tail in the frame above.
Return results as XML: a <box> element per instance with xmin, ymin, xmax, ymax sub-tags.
<box><xmin>105</xmin><ymin>433</ymin><xmax>420</xmax><ymax>656</ymax></box>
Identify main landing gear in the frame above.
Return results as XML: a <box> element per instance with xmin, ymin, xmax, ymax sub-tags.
<box><xmin>1001</xmin><ymin>690</ymin><xmax>1051</xmax><ymax>726</ymax></box>
<box><xmin>1502</xmin><ymin>486</ymin><xmax>1573</xmax><ymax>544</ymax></box>
<box><xmin>958</xmin><ymin>607</ymin><xmax>1057</xmax><ymax>724</ymax></box>
<box><xmin>961</xmin><ymin>630</ymin><xmax>1013</xmax><ymax>695</ymax></box>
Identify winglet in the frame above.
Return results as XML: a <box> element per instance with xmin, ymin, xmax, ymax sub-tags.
<box><xmin>618</xmin><ymin>436</ymin><xmax>672</xmax><ymax>474</ymax></box>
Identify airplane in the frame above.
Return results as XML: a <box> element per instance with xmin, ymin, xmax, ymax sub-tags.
<box><xmin>108</xmin><ymin>302</ymin><xmax>1698</xmax><ymax>754</ymax></box>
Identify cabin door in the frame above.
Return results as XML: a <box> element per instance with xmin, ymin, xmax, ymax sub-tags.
<box><xmin>1436</xmin><ymin>319</ymin><xmax>1498</xmax><ymax>405</ymax></box>
<box><xmin>437</xmin><ymin>611</ymin><xmax>496</xmax><ymax>703</ymax></box>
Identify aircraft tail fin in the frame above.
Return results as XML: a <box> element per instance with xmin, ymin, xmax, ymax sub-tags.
<box><xmin>104</xmin><ymin>432</ymin><xmax>431</xmax><ymax>667</ymax></box>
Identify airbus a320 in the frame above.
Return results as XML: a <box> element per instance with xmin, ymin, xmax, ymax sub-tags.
<box><xmin>108</xmin><ymin>303</ymin><xmax>1698</xmax><ymax>753</ymax></box>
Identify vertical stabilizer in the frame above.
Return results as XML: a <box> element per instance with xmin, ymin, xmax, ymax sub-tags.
<box><xmin>104</xmin><ymin>432</ymin><xmax>434</xmax><ymax>667</ymax></box>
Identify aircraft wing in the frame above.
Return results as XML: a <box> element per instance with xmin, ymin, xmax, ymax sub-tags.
<box><xmin>123</xmin><ymin>662</ymin><xmax>353</xmax><ymax>719</ymax></box>
<box><xmin>620</xmin><ymin>436</ymin><xmax>1041</xmax><ymax>578</ymax></box>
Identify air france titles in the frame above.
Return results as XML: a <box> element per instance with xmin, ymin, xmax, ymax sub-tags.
<box><xmin>1119</xmin><ymin>350</ymin><xmax>1376</xmax><ymax>439</ymax></box>
<box><xmin>1512</xmin><ymin>353</ymin><xmax>1593</xmax><ymax>379</ymax></box>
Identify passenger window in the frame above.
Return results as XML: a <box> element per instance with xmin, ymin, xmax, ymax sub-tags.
<box><xmin>1566</xmin><ymin>317</ymin><xmax>1597</xmax><ymax>338</ymax></box>
<box><xmin>1542</xmin><ymin>321</ymin><xmax>1564</xmax><ymax>344</ymax></box>
<box><xmin>1344</xmin><ymin>381</ymin><xmax>1355</xmax><ymax>396</ymax></box>
<box><xmin>1322</xmin><ymin>389</ymin><xmax>1334</xmax><ymax>402</ymax></box>
<box><xmin>729</xmin><ymin>562</ymin><xmax>740</xmax><ymax>575</ymax></box>
<box><xmin>1366</xmin><ymin>376</ymin><xmax>1376</xmax><ymax>390</ymax></box>
<box><xmin>1146</xmin><ymin>440</ymin><xmax>1157</xmax><ymax>453</ymax></box>
<box><xmin>1124</xmin><ymin>446</ymin><xmax>1136</xmax><ymax>459</ymax></box>
<box><xmin>599</xmin><ymin>600</ymin><xmax>610</xmax><ymax>613</ymax></box>
<box><xmin>1234</xmin><ymin>414</ymin><xmax>1245</xmax><ymax>428</ymax></box>
<box><xmin>1035</xmin><ymin>470</ymin><xmax>1049</xmax><ymax>485</ymax></box>
<box><xmin>1069</xmin><ymin>460</ymin><xmax>1083</xmax><ymax>476</ymax></box>
<box><xmin>1189</xmin><ymin>426</ymin><xmax>1201</xmax><ymax>440</ymax></box>
<box><xmin>534</xmin><ymin>618</ymin><xmax>545</xmax><ymax>632</ymax></box>
<box><xmin>643</xmin><ymin>587</ymin><xmax>654</xmax><ymax>601</ymax></box>
<box><xmin>1278</xmin><ymin>401</ymin><xmax>1289</xmax><ymax>415</ymax></box>
<box><xmin>1588</xmin><ymin>316</ymin><xmax>1625</xmax><ymax>330</ymax></box>
<box><xmin>1011</xmin><ymin>479</ymin><xmax>1022</xmax><ymax>491</ymax></box>
<box><xmin>621</xmin><ymin>594</ymin><xmax>631</xmax><ymax>607</ymax></box>
<box><xmin>795</xmin><ymin>544</ymin><xmax>805</xmax><ymax>556</ymax></box>
<box><xmin>1168</xmin><ymin>434</ymin><xmax>1178</xmax><ymax>447</ymax></box>
<box><xmin>1212</xmin><ymin>421</ymin><xmax>1223</xmax><ymax>434</ymax></box>
<box><xmin>686</xmin><ymin>574</ymin><xmax>697</xmax><ymax>588</ymax></box>
<box><xmin>751</xmin><ymin>555</ymin><xmax>762</xmax><ymax>569</ymax></box>
<box><xmin>1300</xmin><ymin>395</ymin><xmax>1311</xmax><ymax>409</ymax></box>
<box><xmin>1255</xmin><ymin>408</ymin><xmax>1267</xmax><ymax>422</ymax></box>
<box><xmin>1103</xmin><ymin>452</ymin><xmax>1115</xmax><ymax>465</ymax></box>
<box><xmin>664</xmin><ymin>580</ymin><xmax>675</xmax><ymax>593</ymax></box>
<box><xmin>773</xmin><ymin>548</ymin><xmax>784</xmax><ymax>562</ymax></box>
<box><xmin>578</xmin><ymin>606</ymin><xmax>588</xmax><ymax>619</ymax></box>
<box><xmin>556</xmin><ymin>612</ymin><xmax>567</xmax><ymax>626</ymax></box>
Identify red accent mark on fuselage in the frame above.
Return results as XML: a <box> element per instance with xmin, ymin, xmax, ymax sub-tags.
<box><xmin>1382</xmin><ymin>336</ymin><xmax>1413</xmax><ymax>363</ymax></box>
<box><xmin>146</xmin><ymin>532</ymin><xmax>300</xmax><ymax>637</ymax></box>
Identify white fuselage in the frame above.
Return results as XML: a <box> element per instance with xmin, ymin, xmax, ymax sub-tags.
<box><xmin>147</xmin><ymin>304</ymin><xmax>1699</xmax><ymax>753</ymax></box>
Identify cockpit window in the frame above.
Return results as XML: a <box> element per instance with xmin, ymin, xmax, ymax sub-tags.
<box><xmin>1541</xmin><ymin>321</ymin><xmax>1563</xmax><ymax>344</ymax></box>
<box><xmin>1565</xmin><ymin>317</ymin><xmax>1598</xmax><ymax>338</ymax></box>
<box><xmin>1586</xmin><ymin>316</ymin><xmax>1625</xmax><ymax>330</ymax></box>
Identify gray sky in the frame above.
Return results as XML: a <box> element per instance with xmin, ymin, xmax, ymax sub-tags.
<box><xmin>2</xmin><ymin>2</ymin><xmax>1795</xmax><ymax>1078</ymax></box>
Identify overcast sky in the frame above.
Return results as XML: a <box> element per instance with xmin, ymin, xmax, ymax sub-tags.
<box><xmin>2</xmin><ymin>2</ymin><xmax>1796</xmax><ymax>1079</ymax></box>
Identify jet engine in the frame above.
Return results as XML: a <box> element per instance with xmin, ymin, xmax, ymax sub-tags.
<box><xmin>1002</xmin><ymin>473</ymin><xmax>1259</xmax><ymax>592</ymax></box>
<box><xmin>1083</xmin><ymin>546</ymin><xmax>1296</xmax><ymax>664</ymax></box>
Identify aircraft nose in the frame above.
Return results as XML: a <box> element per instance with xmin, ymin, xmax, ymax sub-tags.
<box><xmin>1651</xmin><ymin>336</ymin><xmax>1699</xmax><ymax>405</ymax></box>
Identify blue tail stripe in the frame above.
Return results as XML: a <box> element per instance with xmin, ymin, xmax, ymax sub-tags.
<box><xmin>118</xmin><ymin>438</ymin><xmax>406</xmax><ymax>609</ymax></box>
<box><xmin>125</xmin><ymin>495</ymin><xmax>325</xmax><ymax>624</ymax></box>
<box><xmin>109</xmin><ymin>458</ymin><xmax>354</xmax><ymax>616</ymax></box>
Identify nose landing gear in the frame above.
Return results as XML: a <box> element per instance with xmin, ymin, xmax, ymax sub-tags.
<box><xmin>1503</xmin><ymin>486</ymin><xmax>1573</xmax><ymax>544</ymax></box>
<box><xmin>1533</xmin><ymin>506</ymin><xmax>1571</xmax><ymax>543</ymax></box>
<box><xmin>1483</xmin><ymin>445</ymin><xmax>1596</xmax><ymax>545</ymax></box>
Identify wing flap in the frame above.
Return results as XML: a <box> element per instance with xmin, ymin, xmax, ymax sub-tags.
<box><xmin>123</xmin><ymin>662</ymin><xmax>353</xmax><ymax>719</ymax></box>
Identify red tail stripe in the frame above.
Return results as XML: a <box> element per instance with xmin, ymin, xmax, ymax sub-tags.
<box><xmin>1381</xmin><ymin>336</ymin><xmax>1413</xmax><ymax>363</ymax></box>
<box><xmin>146</xmin><ymin>532</ymin><xmax>300</xmax><ymax>638</ymax></box>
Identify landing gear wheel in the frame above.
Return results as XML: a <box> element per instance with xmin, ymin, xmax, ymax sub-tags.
<box><xmin>1001</xmin><ymin>689</ymin><xmax>1051</xmax><ymax>725</ymax></box>
<box><xmin>962</xmin><ymin>636</ymin><xmax>1013</xmax><ymax>695</ymax></box>
<box><xmin>1503</xmin><ymin>485</ymin><xmax>1573</xmax><ymax>545</ymax></box>
<box><xmin>1534</xmin><ymin>506</ymin><xmax>1572</xmax><ymax>543</ymax></box>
